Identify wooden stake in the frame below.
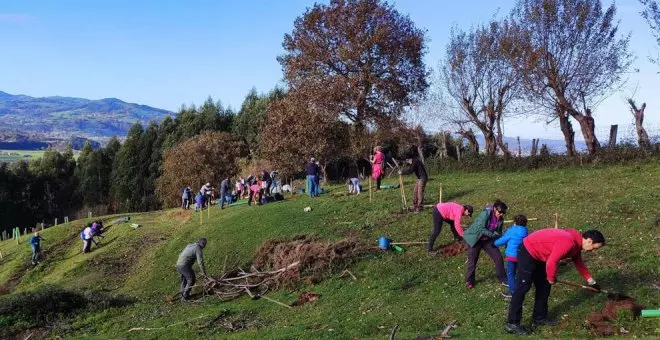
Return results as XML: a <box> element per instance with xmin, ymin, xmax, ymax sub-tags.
<box><xmin>438</xmin><ymin>183</ymin><xmax>443</xmax><ymax>203</ymax></box>
<box><xmin>554</xmin><ymin>213</ymin><xmax>558</xmax><ymax>229</ymax></box>
<box><xmin>399</xmin><ymin>175</ymin><xmax>407</xmax><ymax>210</ymax></box>
<box><xmin>504</xmin><ymin>217</ymin><xmax>538</xmax><ymax>224</ymax></box>
<box><xmin>391</xmin><ymin>241</ymin><xmax>427</xmax><ymax>245</ymax></box>
<box><xmin>207</xmin><ymin>200</ymin><xmax>210</xmax><ymax>219</ymax></box>
<box><xmin>200</xmin><ymin>209</ymin><xmax>203</xmax><ymax>225</ymax></box>
<box><xmin>259</xmin><ymin>295</ymin><xmax>292</xmax><ymax>309</ymax></box>
<box><xmin>368</xmin><ymin>177</ymin><xmax>372</xmax><ymax>202</ymax></box>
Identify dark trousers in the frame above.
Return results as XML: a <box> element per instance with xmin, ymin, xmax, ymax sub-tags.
<box><xmin>465</xmin><ymin>238</ymin><xmax>507</xmax><ymax>285</ymax></box>
<box><xmin>412</xmin><ymin>179</ymin><xmax>426</xmax><ymax>211</ymax></box>
<box><xmin>376</xmin><ymin>176</ymin><xmax>382</xmax><ymax>190</ymax></box>
<box><xmin>82</xmin><ymin>239</ymin><xmax>92</xmax><ymax>253</ymax></box>
<box><xmin>177</xmin><ymin>264</ymin><xmax>196</xmax><ymax>299</ymax></box>
<box><xmin>31</xmin><ymin>246</ymin><xmax>40</xmax><ymax>263</ymax></box>
<box><xmin>248</xmin><ymin>190</ymin><xmax>254</xmax><ymax>206</ymax></box>
<box><xmin>428</xmin><ymin>208</ymin><xmax>462</xmax><ymax>251</ymax></box>
<box><xmin>507</xmin><ymin>244</ymin><xmax>551</xmax><ymax>324</ymax></box>
<box><xmin>220</xmin><ymin>190</ymin><xmax>227</xmax><ymax>208</ymax></box>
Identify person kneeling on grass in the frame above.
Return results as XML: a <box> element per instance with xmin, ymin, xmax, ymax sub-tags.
<box><xmin>494</xmin><ymin>215</ymin><xmax>529</xmax><ymax>298</ymax></box>
<box><xmin>505</xmin><ymin>229</ymin><xmax>605</xmax><ymax>335</ymax></box>
<box><xmin>30</xmin><ymin>231</ymin><xmax>44</xmax><ymax>265</ymax></box>
<box><xmin>176</xmin><ymin>238</ymin><xmax>211</xmax><ymax>301</ymax></box>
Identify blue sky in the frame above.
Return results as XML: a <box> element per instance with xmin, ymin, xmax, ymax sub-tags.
<box><xmin>0</xmin><ymin>0</ymin><xmax>658</xmax><ymax>140</ymax></box>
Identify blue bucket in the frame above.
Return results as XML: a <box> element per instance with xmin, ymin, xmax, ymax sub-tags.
<box><xmin>378</xmin><ymin>236</ymin><xmax>392</xmax><ymax>249</ymax></box>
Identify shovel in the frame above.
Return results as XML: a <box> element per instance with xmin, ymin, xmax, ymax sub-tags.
<box><xmin>557</xmin><ymin>280</ymin><xmax>632</xmax><ymax>301</ymax></box>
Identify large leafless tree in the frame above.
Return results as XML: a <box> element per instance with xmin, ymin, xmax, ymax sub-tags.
<box><xmin>443</xmin><ymin>21</ymin><xmax>519</xmax><ymax>157</ymax></box>
<box><xmin>640</xmin><ymin>0</ymin><xmax>660</xmax><ymax>63</ymax></box>
<box><xmin>507</xmin><ymin>0</ymin><xmax>632</xmax><ymax>155</ymax></box>
<box><xmin>278</xmin><ymin>0</ymin><xmax>428</xmax><ymax>133</ymax></box>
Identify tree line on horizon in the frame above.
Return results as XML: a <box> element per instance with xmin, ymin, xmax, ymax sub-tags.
<box><xmin>1</xmin><ymin>0</ymin><xmax>659</xmax><ymax>234</ymax></box>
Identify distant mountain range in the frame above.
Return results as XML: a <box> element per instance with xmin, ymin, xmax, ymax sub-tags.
<box><xmin>0</xmin><ymin>91</ymin><xmax>173</xmax><ymax>144</ymax></box>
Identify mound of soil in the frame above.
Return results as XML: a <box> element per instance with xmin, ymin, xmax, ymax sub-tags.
<box><xmin>437</xmin><ymin>242</ymin><xmax>467</xmax><ymax>257</ymax></box>
<box><xmin>586</xmin><ymin>298</ymin><xmax>644</xmax><ymax>336</ymax></box>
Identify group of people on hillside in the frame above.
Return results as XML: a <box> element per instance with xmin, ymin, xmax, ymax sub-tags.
<box><xmin>430</xmin><ymin>199</ymin><xmax>605</xmax><ymax>335</ymax></box>
<box><xmin>180</xmin><ymin>170</ymin><xmax>282</xmax><ymax>211</ymax></box>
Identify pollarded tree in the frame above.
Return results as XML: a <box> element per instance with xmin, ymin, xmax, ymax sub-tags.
<box><xmin>279</xmin><ymin>0</ymin><xmax>428</xmax><ymax>131</ymax></box>
<box><xmin>258</xmin><ymin>93</ymin><xmax>350</xmax><ymax>177</ymax></box>
<box><xmin>443</xmin><ymin>21</ymin><xmax>519</xmax><ymax>157</ymax></box>
<box><xmin>156</xmin><ymin>132</ymin><xmax>242</xmax><ymax>208</ymax></box>
<box><xmin>508</xmin><ymin>0</ymin><xmax>633</xmax><ymax>155</ymax></box>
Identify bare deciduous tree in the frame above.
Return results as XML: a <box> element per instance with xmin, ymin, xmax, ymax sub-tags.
<box><xmin>508</xmin><ymin>0</ymin><xmax>633</xmax><ymax>155</ymax></box>
<box><xmin>443</xmin><ymin>21</ymin><xmax>519</xmax><ymax>157</ymax></box>
<box><xmin>627</xmin><ymin>99</ymin><xmax>652</xmax><ymax>148</ymax></box>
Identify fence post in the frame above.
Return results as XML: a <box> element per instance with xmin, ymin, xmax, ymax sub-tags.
<box><xmin>55</xmin><ymin>218</ymin><xmax>58</xmax><ymax>226</ymax></box>
<box><xmin>88</xmin><ymin>211</ymin><xmax>92</xmax><ymax>219</ymax></box>
<box><xmin>608</xmin><ymin>125</ymin><xmax>618</xmax><ymax>148</ymax></box>
<box><xmin>64</xmin><ymin>216</ymin><xmax>69</xmax><ymax>223</ymax></box>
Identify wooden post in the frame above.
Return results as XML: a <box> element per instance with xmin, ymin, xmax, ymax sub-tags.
<box><xmin>517</xmin><ymin>136</ymin><xmax>522</xmax><ymax>157</ymax></box>
<box><xmin>88</xmin><ymin>211</ymin><xmax>92</xmax><ymax>219</ymax></box>
<box><xmin>207</xmin><ymin>199</ymin><xmax>210</xmax><ymax>219</ymax></box>
<box><xmin>456</xmin><ymin>144</ymin><xmax>461</xmax><ymax>161</ymax></box>
<box><xmin>399</xmin><ymin>175</ymin><xmax>407</xmax><ymax>210</ymax></box>
<box><xmin>438</xmin><ymin>183</ymin><xmax>443</xmax><ymax>203</ymax></box>
<box><xmin>608</xmin><ymin>125</ymin><xmax>618</xmax><ymax>148</ymax></box>
<box><xmin>368</xmin><ymin>176</ymin><xmax>372</xmax><ymax>202</ymax></box>
<box><xmin>200</xmin><ymin>209</ymin><xmax>203</xmax><ymax>225</ymax></box>
<box><xmin>554</xmin><ymin>213</ymin><xmax>558</xmax><ymax>229</ymax></box>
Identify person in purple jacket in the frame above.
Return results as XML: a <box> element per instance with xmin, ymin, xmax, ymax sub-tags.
<box><xmin>494</xmin><ymin>215</ymin><xmax>529</xmax><ymax>298</ymax></box>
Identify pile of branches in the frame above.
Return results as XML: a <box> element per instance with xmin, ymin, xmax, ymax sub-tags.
<box><xmin>204</xmin><ymin>235</ymin><xmax>376</xmax><ymax>302</ymax></box>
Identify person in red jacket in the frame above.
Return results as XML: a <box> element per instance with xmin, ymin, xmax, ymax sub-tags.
<box><xmin>505</xmin><ymin>228</ymin><xmax>605</xmax><ymax>335</ymax></box>
<box><xmin>428</xmin><ymin>202</ymin><xmax>473</xmax><ymax>254</ymax></box>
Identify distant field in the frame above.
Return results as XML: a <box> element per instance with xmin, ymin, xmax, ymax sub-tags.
<box><xmin>0</xmin><ymin>149</ymin><xmax>79</xmax><ymax>163</ymax></box>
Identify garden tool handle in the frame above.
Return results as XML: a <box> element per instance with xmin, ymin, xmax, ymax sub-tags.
<box><xmin>557</xmin><ymin>279</ymin><xmax>607</xmax><ymax>294</ymax></box>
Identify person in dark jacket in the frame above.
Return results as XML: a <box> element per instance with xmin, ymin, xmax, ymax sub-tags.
<box><xmin>220</xmin><ymin>177</ymin><xmax>231</xmax><ymax>209</ymax></box>
<box><xmin>400</xmin><ymin>155</ymin><xmax>428</xmax><ymax>213</ymax></box>
<box><xmin>505</xmin><ymin>229</ymin><xmax>604</xmax><ymax>335</ymax></box>
<box><xmin>181</xmin><ymin>187</ymin><xmax>191</xmax><ymax>210</ymax></box>
<box><xmin>306</xmin><ymin>158</ymin><xmax>319</xmax><ymax>198</ymax></box>
<box><xmin>494</xmin><ymin>215</ymin><xmax>529</xmax><ymax>297</ymax></box>
<box><xmin>176</xmin><ymin>238</ymin><xmax>210</xmax><ymax>300</ymax></box>
<box><xmin>463</xmin><ymin>200</ymin><xmax>508</xmax><ymax>289</ymax></box>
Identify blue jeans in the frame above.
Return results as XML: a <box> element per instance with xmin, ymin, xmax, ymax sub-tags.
<box><xmin>31</xmin><ymin>246</ymin><xmax>40</xmax><ymax>263</ymax></box>
<box><xmin>307</xmin><ymin>175</ymin><xmax>317</xmax><ymax>197</ymax></box>
<box><xmin>507</xmin><ymin>260</ymin><xmax>517</xmax><ymax>294</ymax></box>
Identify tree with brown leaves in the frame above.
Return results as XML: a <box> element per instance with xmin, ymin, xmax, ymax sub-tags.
<box><xmin>278</xmin><ymin>0</ymin><xmax>428</xmax><ymax>133</ymax></box>
<box><xmin>508</xmin><ymin>0</ymin><xmax>632</xmax><ymax>155</ymax></box>
<box><xmin>156</xmin><ymin>132</ymin><xmax>242</xmax><ymax>208</ymax></box>
<box><xmin>258</xmin><ymin>94</ymin><xmax>350</xmax><ymax>178</ymax></box>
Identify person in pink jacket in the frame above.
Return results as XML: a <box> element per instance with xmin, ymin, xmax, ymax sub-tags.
<box><xmin>370</xmin><ymin>146</ymin><xmax>384</xmax><ymax>190</ymax></box>
<box><xmin>428</xmin><ymin>202</ymin><xmax>473</xmax><ymax>254</ymax></box>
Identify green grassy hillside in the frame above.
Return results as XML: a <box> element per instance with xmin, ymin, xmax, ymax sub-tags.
<box><xmin>1</xmin><ymin>162</ymin><xmax>658</xmax><ymax>339</ymax></box>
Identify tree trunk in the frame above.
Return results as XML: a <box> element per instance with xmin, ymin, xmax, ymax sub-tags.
<box><xmin>628</xmin><ymin>99</ymin><xmax>651</xmax><ymax>149</ymax></box>
<box><xmin>573</xmin><ymin>112</ymin><xmax>600</xmax><ymax>155</ymax></box>
<box><xmin>558</xmin><ymin>110</ymin><xmax>576</xmax><ymax>157</ymax></box>
<box><xmin>484</xmin><ymin>132</ymin><xmax>496</xmax><ymax>156</ymax></box>
<box><xmin>495</xmin><ymin>114</ymin><xmax>512</xmax><ymax>157</ymax></box>
<box><xmin>457</xmin><ymin>128</ymin><xmax>479</xmax><ymax>154</ymax></box>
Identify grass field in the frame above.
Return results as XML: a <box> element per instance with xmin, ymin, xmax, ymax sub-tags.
<box><xmin>0</xmin><ymin>162</ymin><xmax>658</xmax><ymax>338</ymax></box>
<box><xmin>0</xmin><ymin>150</ymin><xmax>46</xmax><ymax>163</ymax></box>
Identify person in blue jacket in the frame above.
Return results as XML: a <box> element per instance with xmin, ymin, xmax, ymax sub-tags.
<box><xmin>494</xmin><ymin>214</ymin><xmax>529</xmax><ymax>298</ymax></box>
<box><xmin>29</xmin><ymin>231</ymin><xmax>44</xmax><ymax>265</ymax></box>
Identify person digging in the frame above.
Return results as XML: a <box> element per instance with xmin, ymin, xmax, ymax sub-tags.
<box><xmin>505</xmin><ymin>229</ymin><xmax>605</xmax><ymax>335</ymax></box>
<box><xmin>176</xmin><ymin>238</ymin><xmax>213</xmax><ymax>301</ymax></box>
<box><xmin>428</xmin><ymin>202</ymin><xmax>473</xmax><ymax>256</ymax></box>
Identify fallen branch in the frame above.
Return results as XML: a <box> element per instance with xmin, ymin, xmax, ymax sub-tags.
<box><xmin>128</xmin><ymin>313</ymin><xmax>210</xmax><ymax>332</ymax></box>
<box><xmin>339</xmin><ymin>270</ymin><xmax>357</xmax><ymax>281</ymax></box>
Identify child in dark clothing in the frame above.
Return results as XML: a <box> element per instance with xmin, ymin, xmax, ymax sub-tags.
<box><xmin>29</xmin><ymin>231</ymin><xmax>44</xmax><ymax>265</ymax></box>
<box><xmin>494</xmin><ymin>215</ymin><xmax>529</xmax><ymax>298</ymax></box>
